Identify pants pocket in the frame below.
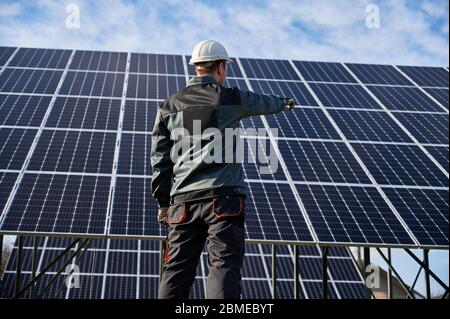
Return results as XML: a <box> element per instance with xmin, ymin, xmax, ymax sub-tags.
<box><xmin>167</xmin><ymin>203</ymin><xmax>187</xmax><ymax>224</ymax></box>
<box><xmin>213</xmin><ymin>196</ymin><xmax>244</xmax><ymax>218</ymax></box>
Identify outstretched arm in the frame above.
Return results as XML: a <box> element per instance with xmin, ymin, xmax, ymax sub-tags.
<box><xmin>238</xmin><ymin>89</ymin><xmax>295</xmax><ymax>119</ymax></box>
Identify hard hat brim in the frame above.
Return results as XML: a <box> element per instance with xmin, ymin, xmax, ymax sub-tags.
<box><xmin>189</xmin><ymin>56</ymin><xmax>233</xmax><ymax>65</ymax></box>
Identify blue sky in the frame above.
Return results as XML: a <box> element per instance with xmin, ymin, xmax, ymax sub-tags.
<box><xmin>0</xmin><ymin>0</ymin><xmax>449</xmax><ymax>297</ymax></box>
<box><xmin>0</xmin><ymin>0</ymin><xmax>448</xmax><ymax>65</ymax></box>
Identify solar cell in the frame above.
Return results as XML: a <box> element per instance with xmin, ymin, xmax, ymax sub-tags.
<box><xmin>109</xmin><ymin>177</ymin><xmax>162</xmax><ymax>237</ymax></box>
<box><xmin>293</xmin><ymin>61</ymin><xmax>357</xmax><ymax>83</ymax></box>
<box><xmin>70</xmin><ymin>50</ymin><xmax>127</xmax><ymax>72</ymax></box>
<box><xmin>296</xmin><ymin>184</ymin><xmax>415</xmax><ymax>245</ymax></box>
<box><xmin>265</xmin><ymin>107</ymin><xmax>340</xmax><ymax>139</ymax></box>
<box><xmin>0</xmin><ymin>68</ymin><xmax>63</xmax><ymax>94</ymax></box>
<box><xmin>392</xmin><ymin>112</ymin><xmax>448</xmax><ymax>145</ymax></box>
<box><xmin>308</xmin><ymin>83</ymin><xmax>382</xmax><ymax>109</ymax></box>
<box><xmin>351</xmin><ymin>143</ymin><xmax>448</xmax><ymax>187</ymax></box>
<box><xmin>0</xmin><ymin>173</ymin><xmax>111</xmax><ymax>234</ymax></box>
<box><xmin>382</xmin><ymin>187</ymin><xmax>449</xmax><ymax>247</ymax></box>
<box><xmin>423</xmin><ymin>88</ymin><xmax>449</xmax><ymax>109</ymax></box>
<box><xmin>46</xmin><ymin>97</ymin><xmax>121</xmax><ymax>130</ymax></box>
<box><xmin>122</xmin><ymin>100</ymin><xmax>159</xmax><ymax>132</ymax></box>
<box><xmin>250</xmin><ymin>80</ymin><xmax>317</xmax><ymax>107</ymax></box>
<box><xmin>345</xmin><ymin>63</ymin><xmax>411</xmax><ymax>85</ymax></box>
<box><xmin>0</xmin><ymin>94</ymin><xmax>52</xmax><ymax>127</ymax></box>
<box><xmin>0</xmin><ymin>128</ymin><xmax>37</xmax><ymax>170</ymax></box>
<box><xmin>117</xmin><ymin>133</ymin><xmax>152</xmax><ymax>175</ymax></box>
<box><xmin>9</xmin><ymin>48</ymin><xmax>71</xmax><ymax>69</ymax></box>
<box><xmin>126</xmin><ymin>74</ymin><xmax>186</xmax><ymax>99</ymax></box>
<box><xmin>424</xmin><ymin>146</ymin><xmax>448</xmax><ymax>172</ymax></box>
<box><xmin>397</xmin><ymin>65</ymin><xmax>449</xmax><ymax>88</ymax></box>
<box><xmin>27</xmin><ymin>130</ymin><xmax>116</xmax><ymax>174</ymax></box>
<box><xmin>277</xmin><ymin>140</ymin><xmax>371</xmax><ymax>184</ymax></box>
<box><xmin>367</xmin><ymin>86</ymin><xmax>444</xmax><ymax>112</ymax></box>
<box><xmin>60</xmin><ymin>71</ymin><xmax>124</xmax><ymax>97</ymax></box>
<box><xmin>130</xmin><ymin>53</ymin><xmax>184</xmax><ymax>74</ymax></box>
<box><xmin>328</xmin><ymin>109</ymin><xmax>414</xmax><ymax>143</ymax></box>
<box><xmin>244</xmin><ymin>181</ymin><xmax>314</xmax><ymax>242</ymax></box>
<box><xmin>243</xmin><ymin>137</ymin><xmax>287</xmax><ymax>180</ymax></box>
<box><xmin>0</xmin><ymin>46</ymin><xmax>16</xmax><ymax>66</ymax></box>
<box><xmin>0</xmin><ymin>172</ymin><xmax>18</xmax><ymax>216</ymax></box>
<box><xmin>240</xmin><ymin>58</ymin><xmax>300</xmax><ymax>80</ymax></box>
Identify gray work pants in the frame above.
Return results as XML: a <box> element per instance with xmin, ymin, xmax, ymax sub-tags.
<box><xmin>158</xmin><ymin>195</ymin><xmax>246</xmax><ymax>299</ymax></box>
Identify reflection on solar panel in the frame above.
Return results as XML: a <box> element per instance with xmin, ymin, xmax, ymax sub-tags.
<box><xmin>1</xmin><ymin>238</ymin><xmax>366</xmax><ymax>299</ymax></box>
<box><xmin>0</xmin><ymin>46</ymin><xmax>448</xmax><ymax>252</ymax></box>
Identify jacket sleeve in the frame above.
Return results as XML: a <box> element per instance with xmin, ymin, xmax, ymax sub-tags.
<box><xmin>151</xmin><ymin>109</ymin><xmax>173</xmax><ymax>208</ymax></box>
<box><xmin>238</xmin><ymin>90</ymin><xmax>286</xmax><ymax>119</ymax></box>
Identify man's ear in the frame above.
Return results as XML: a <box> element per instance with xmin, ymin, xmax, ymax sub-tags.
<box><xmin>218</xmin><ymin>61</ymin><xmax>226</xmax><ymax>76</ymax></box>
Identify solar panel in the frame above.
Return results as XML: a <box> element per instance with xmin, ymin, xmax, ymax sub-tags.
<box><xmin>60</xmin><ymin>71</ymin><xmax>124</xmax><ymax>97</ymax></box>
<box><xmin>345</xmin><ymin>63</ymin><xmax>412</xmax><ymax>85</ymax></box>
<box><xmin>308</xmin><ymin>83</ymin><xmax>382</xmax><ymax>109</ymax></box>
<box><xmin>367</xmin><ymin>86</ymin><xmax>445</xmax><ymax>112</ymax></box>
<box><xmin>0</xmin><ymin>95</ymin><xmax>52</xmax><ymax>127</ymax></box>
<box><xmin>0</xmin><ymin>68</ymin><xmax>63</xmax><ymax>94</ymax></box>
<box><xmin>70</xmin><ymin>50</ymin><xmax>127</xmax><ymax>72</ymax></box>
<box><xmin>397</xmin><ymin>66</ymin><xmax>449</xmax><ymax>88</ymax></box>
<box><xmin>296</xmin><ymin>184</ymin><xmax>416</xmax><ymax>245</ymax></box>
<box><xmin>46</xmin><ymin>97</ymin><xmax>121</xmax><ymax>130</ymax></box>
<box><xmin>327</xmin><ymin>109</ymin><xmax>414</xmax><ymax>142</ymax></box>
<box><xmin>292</xmin><ymin>61</ymin><xmax>357</xmax><ymax>84</ymax></box>
<box><xmin>264</xmin><ymin>107</ymin><xmax>340</xmax><ymax>139</ymax></box>
<box><xmin>423</xmin><ymin>88</ymin><xmax>449</xmax><ymax>109</ymax></box>
<box><xmin>382</xmin><ymin>188</ymin><xmax>449</xmax><ymax>246</ymax></box>
<box><xmin>351</xmin><ymin>143</ymin><xmax>448</xmax><ymax>187</ymax></box>
<box><xmin>0</xmin><ymin>173</ymin><xmax>111</xmax><ymax>235</ymax></box>
<box><xmin>1</xmin><ymin>238</ymin><xmax>366</xmax><ymax>299</ymax></box>
<box><xmin>392</xmin><ymin>112</ymin><xmax>448</xmax><ymax>144</ymax></box>
<box><xmin>9</xmin><ymin>48</ymin><xmax>72</xmax><ymax>69</ymax></box>
<box><xmin>278</xmin><ymin>140</ymin><xmax>371</xmax><ymax>184</ymax></box>
<box><xmin>0</xmin><ymin>47</ymin><xmax>16</xmax><ymax>66</ymax></box>
<box><xmin>0</xmin><ymin>46</ymin><xmax>447</xmax><ymax>252</ymax></box>
<box><xmin>425</xmin><ymin>146</ymin><xmax>449</xmax><ymax>172</ymax></box>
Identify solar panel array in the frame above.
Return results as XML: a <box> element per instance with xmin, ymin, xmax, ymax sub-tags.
<box><xmin>0</xmin><ymin>47</ymin><xmax>448</xmax><ymax>249</ymax></box>
<box><xmin>1</xmin><ymin>238</ymin><xmax>366</xmax><ymax>299</ymax></box>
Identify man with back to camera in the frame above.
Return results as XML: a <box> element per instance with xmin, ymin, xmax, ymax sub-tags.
<box><xmin>151</xmin><ymin>39</ymin><xmax>296</xmax><ymax>299</ymax></box>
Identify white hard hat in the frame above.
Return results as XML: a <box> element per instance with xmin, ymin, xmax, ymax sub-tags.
<box><xmin>189</xmin><ymin>40</ymin><xmax>233</xmax><ymax>65</ymax></box>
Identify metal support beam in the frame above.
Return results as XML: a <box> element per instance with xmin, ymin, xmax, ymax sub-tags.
<box><xmin>363</xmin><ymin>247</ymin><xmax>371</xmax><ymax>298</ymax></box>
<box><xmin>408</xmin><ymin>265</ymin><xmax>423</xmax><ymax>299</ymax></box>
<box><xmin>15</xmin><ymin>236</ymin><xmax>24</xmax><ymax>296</ymax></box>
<box><xmin>14</xmin><ymin>238</ymin><xmax>81</xmax><ymax>299</ymax></box>
<box><xmin>376</xmin><ymin>248</ymin><xmax>415</xmax><ymax>299</ymax></box>
<box><xmin>322</xmin><ymin>246</ymin><xmax>329</xmax><ymax>300</ymax></box>
<box><xmin>272</xmin><ymin>244</ymin><xmax>277</xmax><ymax>299</ymax></box>
<box><xmin>159</xmin><ymin>239</ymin><xmax>165</xmax><ymax>283</ymax></box>
<box><xmin>387</xmin><ymin>248</ymin><xmax>393</xmax><ymax>299</ymax></box>
<box><xmin>0</xmin><ymin>235</ymin><xmax>3</xmax><ymax>275</ymax></box>
<box><xmin>423</xmin><ymin>249</ymin><xmax>431</xmax><ymax>299</ymax></box>
<box><xmin>31</xmin><ymin>237</ymin><xmax>39</xmax><ymax>298</ymax></box>
<box><xmin>293</xmin><ymin>245</ymin><xmax>299</xmax><ymax>299</ymax></box>
<box><xmin>37</xmin><ymin>239</ymin><xmax>90</xmax><ymax>298</ymax></box>
<box><xmin>404</xmin><ymin>249</ymin><xmax>449</xmax><ymax>295</ymax></box>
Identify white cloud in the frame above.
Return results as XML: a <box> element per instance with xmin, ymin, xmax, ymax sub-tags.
<box><xmin>0</xmin><ymin>2</ymin><xmax>21</xmax><ymax>16</ymax></box>
<box><xmin>0</xmin><ymin>0</ymin><xmax>448</xmax><ymax>66</ymax></box>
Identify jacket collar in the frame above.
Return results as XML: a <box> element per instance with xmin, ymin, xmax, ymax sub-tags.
<box><xmin>187</xmin><ymin>75</ymin><xmax>218</xmax><ymax>87</ymax></box>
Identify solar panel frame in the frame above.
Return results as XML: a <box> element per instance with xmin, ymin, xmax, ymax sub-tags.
<box><xmin>1</xmin><ymin>238</ymin><xmax>366</xmax><ymax>299</ymax></box>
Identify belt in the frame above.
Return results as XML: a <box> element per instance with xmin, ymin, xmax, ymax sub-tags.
<box><xmin>171</xmin><ymin>186</ymin><xmax>246</xmax><ymax>204</ymax></box>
